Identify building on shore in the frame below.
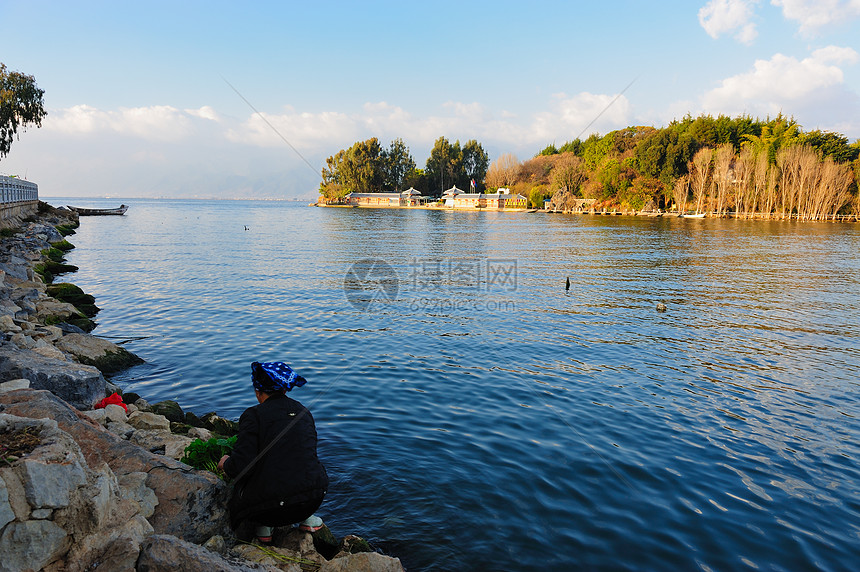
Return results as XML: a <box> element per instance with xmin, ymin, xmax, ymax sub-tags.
<box><xmin>344</xmin><ymin>187</ymin><xmax>434</xmax><ymax>207</ymax></box>
<box><xmin>443</xmin><ymin>186</ymin><xmax>527</xmax><ymax>209</ymax></box>
<box><xmin>344</xmin><ymin>192</ymin><xmax>401</xmax><ymax>206</ymax></box>
<box><xmin>330</xmin><ymin>185</ymin><xmax>527</xmax><ymax>210</ymax></box>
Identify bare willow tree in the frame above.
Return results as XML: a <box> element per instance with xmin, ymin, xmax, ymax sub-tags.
<box><xmin>776</xmin><ymin>146</ymin><xmax>798</xmax><ymax>219</ymax></box>
<box><xmin>689</xmin><ymin>147</ymin><xmax>712</xmax><ymax>215</ymax></box>
<box><xmin>817</xmin><ymin>157</ymin><xmax>853</xmax><ymax>219</ymax></box>
<box><xmin>485</xmin><ymin>153</ymin><xmax>521</xmax><ymax>189</ymax></box>
<box><xmin>673</xmin><ymin>173</ymin><xmax>689</xmax><ymax>213</ymax></box>
<box><xmin>734</xmin><ymin>146</ymin><xmax>754</xmax><ymax>217</ymax></box>
<box><xmin>713</xmin><ymin>144</ymin><xmax>735</xmax><ymax>216</ymax></box>
<box><xmin>764</xmin><ymin>164</ymin><xmax>779</xmax><ymax>219</ymax></box>
<box><xmin>752</xmin><ymin>150</ymin><xmax>769</xmax><ymax>217</ymax></box>
<box><xmin>796</xmin><ymin>146</ymin><xmax>821</xmax><ymax>220</ymax></box>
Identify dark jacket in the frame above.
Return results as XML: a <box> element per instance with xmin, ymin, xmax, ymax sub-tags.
<box><xmin>223</xmin><ymin>393</ymin><xmax>328</xmax><ymax>527</ymax></box>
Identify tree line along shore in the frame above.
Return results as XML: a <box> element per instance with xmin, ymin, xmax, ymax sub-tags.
<box><xmin>318</xmin><ymin>114</ymin><xmax>860</xmax><ymax>221</ymax></box>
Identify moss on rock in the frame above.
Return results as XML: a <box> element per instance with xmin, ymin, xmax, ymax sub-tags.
<box><xmin>170</xmin><ymin>422</ymin><xmax>192</xmax><ymax>435</ymax></box>
<box><xmin>50</xmin><ymin>239</ymin><xmax>75</xmax><ymax>251</ymax></box>
<box><xmin>74</xmin><ymin>346</ymin><xmax>143</xmax><ymax>373</ymax></box>
<box><xmin>200</xmin><ymin>412</ymin><xmax>238</xmax><ymax>436</ymax></box>
<box><xmin>33</xmin><ymin>263</ymin><xmax>53</xmax><ymax>284</ymax></box>
<box><xmin>42</xmin><ymin>259</ymin><xmax>78</xmax><ymax>276</ymax></box>
<box><xmin>54</xmin><ymin>224</ymin><xmax>77</xmax><ymax>236</ymax></box>
<box><xmin>62</xmin><ymin>316</ymin><xmax>96</xmax><ymax>332</ymax></box>
<box><xmin>46</xmin><ymin>283</ymin><xmax>100</xmax><ymax>317</ymax></box>
<box><xmin>151</xmin><ymin>400</ymin><xmax>185</xmax><ymax>423</ymax></box>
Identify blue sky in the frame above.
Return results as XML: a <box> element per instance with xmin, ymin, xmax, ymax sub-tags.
<box><xmin>2</xmin><ymin>0</ymin><xmax>859</xmax><ymax>199</ymax></box>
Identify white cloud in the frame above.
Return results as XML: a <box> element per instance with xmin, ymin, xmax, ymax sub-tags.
<box><xmin>699</xmin><ymin>0</ymin><xmax>759</xmax><ymax>44</ymax></box>
<box><xmin>185</xmin><ymin>105</ymin><xmax>220</xmax><ymax>121</ymax></box>
<box><xmin>225</xmin><ymin>108</ymin><xmax>357</xmax><ymax>149</ymax></box>
<box><xmin>45</xmin><ymin>104</ymin><xmax>194</xmax><ymax>141</ymax></box>
<box><xmin>702</xmin><ymin>45</ymin><xmax>859</xmax><ymax>115</ymax></box>
<box><xmin>771</xmin><ymin>0</ymin><xmax>860</xmax><ymax>34</ymax></box>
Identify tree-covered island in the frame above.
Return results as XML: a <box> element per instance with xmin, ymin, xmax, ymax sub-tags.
<box><xmin>320</xmin><ymin>114</ymin><xmax>860</xmax><ymax>220</ymax></box>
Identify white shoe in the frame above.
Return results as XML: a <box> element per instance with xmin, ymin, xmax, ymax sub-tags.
<box><xmin>299</xmin><ymin>515</ymin><xmax>323</xmax><ymax>532</ymax></box>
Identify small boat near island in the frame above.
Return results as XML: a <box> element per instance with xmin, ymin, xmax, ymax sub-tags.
<box><xmin>681</xmin><ymin>213</ymin><xmax>706</xmax><ymax>218</ymax></box>
<box><xmin>67</xmin><ymin>204</ymin><xmax>129</xmax><ymax>216</ymax></box>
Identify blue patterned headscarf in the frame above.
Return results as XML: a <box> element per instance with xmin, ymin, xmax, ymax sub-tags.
<box><xmin>251</xmin><ymin>361</ymin><xmax>307</xmax><ymax>392</ymax></box>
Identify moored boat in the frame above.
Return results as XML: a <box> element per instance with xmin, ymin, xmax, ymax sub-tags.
<box><xmin>68</xmin><ymin>204</ymin><xmax>129</xmax><ymax>216</ymax></box>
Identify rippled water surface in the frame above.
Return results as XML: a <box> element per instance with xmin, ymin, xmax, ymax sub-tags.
<box><xmin>48</xmin><ymin>198</ymin><xmax>860</xmax><ymax>571</ymax></box>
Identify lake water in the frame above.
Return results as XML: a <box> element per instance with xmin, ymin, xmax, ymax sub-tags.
<box><xmin>47</xmin><ymin>198</ymin><xmax>860</xmax><ymax>571</ymax></box>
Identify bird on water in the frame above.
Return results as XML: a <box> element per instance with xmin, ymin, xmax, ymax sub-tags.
<box><xmin>565</xmin><ymin>277</ymin><xmax>570</xmax><ymax>291</ymax></box>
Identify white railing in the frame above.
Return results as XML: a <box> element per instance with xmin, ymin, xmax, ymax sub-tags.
<box><xmin>0</xmin><ymin>175</ymin><xmax>38</xmax><ymax>203</ymax></box>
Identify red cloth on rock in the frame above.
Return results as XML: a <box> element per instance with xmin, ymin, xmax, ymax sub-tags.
<box><xmin>95</xmin><ymin>392</ymin><xmax>128</xmax><ymax>412</ymax></box>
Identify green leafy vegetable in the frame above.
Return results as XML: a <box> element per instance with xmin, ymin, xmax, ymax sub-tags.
<box><xmin>180</xmin><ymin>436</ymin><xmax>237</xmax><ymax>479</ymax></box>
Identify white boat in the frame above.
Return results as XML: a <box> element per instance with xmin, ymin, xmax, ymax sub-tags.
<box><xmin>681</xmin><ymin>213</ymin><xmax>706</xmax><ymax>218</ymax></box>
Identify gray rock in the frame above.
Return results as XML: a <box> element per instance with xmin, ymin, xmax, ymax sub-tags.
<box><xmin>130</xmin><ymin>429</ymin><xmax>170</xmax><ymax>453</ymax></box>
<box><xmin>0</xmin><ymin>300</ymin><xmax>22</xmax><ymax>318</ymax></box>
<box><xmin>320</xmin><ymin>552</ymin><xmax>405</xmax><ymax>572</ymax></box>
<box><xmin>0</xmin><ymin>261</ymin><xmax>28</xmax><ymax>281</ymax></box>
<box><xmin>104</xmin><ymin>403</ymin><xmax>128</xmax><ymax>424</ymax></box>
<box><xmin>0</xmin><ymin>315</ymin><xmax>21</xmax><ymax>333</ymax></box>
<box><xmin>0</xmin><ymin>343</ymin><xmax>105</xmax><ymax>410</ymax></box>
<box><xmin>150</xmin><ymin>399</ymin><xmax>184</xmax><ymax>423</ymax></box>
<box><xmin>34</xmin><ymin>298</ymin><xmax>82</xmax><ymax>323</ymax></box>
<box><xmin>10</xmin><ymin>332</ymin><xmax>36</xmax><ymax>349</ymax></box>
<box><xmin>32</xmin><ymin>343</ymin><xmax>69</xmax><ymax>361</ymax></box>
<box><xmin>138</xmin><ymin>534</ymin><xmax>275</xmax><ymax>572</ymax></box>
<box><xmin>188</xmin><ymin>427</ymin><xmax>213</xmax><ymax>441</ymax></box>
<box><xmin>33</xmin><ymin>324</ymin><xmax>63</xmax><ymax>342</ymax></box>
<box><xmin>83</xmin><ymin>408</ymin><xmax>108</xmax><ymax>426</ymax></box>
<box><xmin>62</xmin><ymin>505</ymin><xmax>153</xmax><ymax>572</ymax></box>
<box><xmin>30</xmin><ymin>507</ymin><xmax>53</xmax><ymax>519</ymax></box>
<box><xmin>57</xmin><ymin>322</ymin><xmax>87</xmax><ymax>335</ymax></box>
<box><xmin>0</xmin><ymin>467</ymin><xmax>30</xmax><ymax>521</ymax></box>
<box><xmin>127</xmin><ymin>411</ymin><xmax>170</xmax><ymax>431</ymax></box>
<box><xmin>134</xmin><ymin>397</ymin><xmax>151</xmax><ymax>412</ymax></box>
<box><xmin>68</xmin><ymin>534</ymin><xmax>142</xmax><ymax>572</ymax></box>
<box><xmin>54</xmin><ymin>332</ymin><xmax>144</xmax><ymax>374</ymax></box>
<box><xmin>165</xmin><ymin>435</ymin><xmax>194</xmax><ymax>460</ymax></box>
<box><xmin>106</xmin><ymin>420</ymin><xmax>135</xmax><ymax>439</ymax></box>
<box><xmin>0</xmin><ymin>390</ymin><xmax>230</xmax><ymax>544</ymax></box>
<box><xmin>202</xmin><ymin>534</ymin><xmax>227</xmax><ymax>555</ymax></box>
<box><xmin>231</xmin><ymin>544</ymin><xmax>300</xmax><ymax>570</ymax></box>
<box><xmin>0</xmin><ymin>378</ymin><xmax>29</xmax><ymax>393</ymax></box>
<box><xmin>28</xmin><ymin>223</ymin><xmax>65</xmax><ymax>244</ymax></box>
<box><xmin>118</xmin><ymin>472</ymin><xmax>158</xmax><ymax>519</ymax></box>
<box><xmin>18</xmin><ymin>445</ymin><xmax>88</xmax><ymax>510</ymax></box>
<box><xmin>0</xmin><ymin>474</ymin><xmax>15</xmax><ymax>530</ymax></box>
<box><xmin>0</xmin><ymin>520</ymin><xmax>69</xmax><ymax>572</ymax></box>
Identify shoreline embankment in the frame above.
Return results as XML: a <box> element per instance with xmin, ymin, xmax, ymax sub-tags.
<box><xmin>0</xmin><ymin>203</ymin><xmax>403</xmax><ymax>571</ymax></box>
<box><xmin>315</xmin><ymin>201</ymin><xmax>860</xmax><ymax>221</ymax></box>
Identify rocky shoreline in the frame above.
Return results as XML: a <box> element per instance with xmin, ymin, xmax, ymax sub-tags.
<box><xmin>0</xmin><ymin>204</ymin><xmax>403</xmax><ymax>571</ymax></box>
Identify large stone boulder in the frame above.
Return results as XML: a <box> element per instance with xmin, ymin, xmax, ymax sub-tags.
<box><xmin>54</xmin><ymin>332</ymin><xmax>144</xmax><ymax>374</ymax></box>
<box><xmin>137</xmin><ymin>534</ymin><xmax>276</xmax><ymax>572</ymax></box>
<box><xmin>321</xmin><ymin>552</ymin><xmax>405</xmax><ymax>572</ymax></box>
<box><xmin>150</xmin><ymin>399</ymin><xmax>185</xmax><ymax>423</ymax></box>
<box><xmin>0</xmin><ymin>412</ymin><xmax>153</xmax><ymax>572</ymax></box>
<box><xmin>0</xmin><ymin>389</ymin><xmax>230</xmax><ymax>544</ymax></box>
<box><xmin>0</xmin><ymin>342</ymin><xmax>105</xmax><ymax>410</ymax></box>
